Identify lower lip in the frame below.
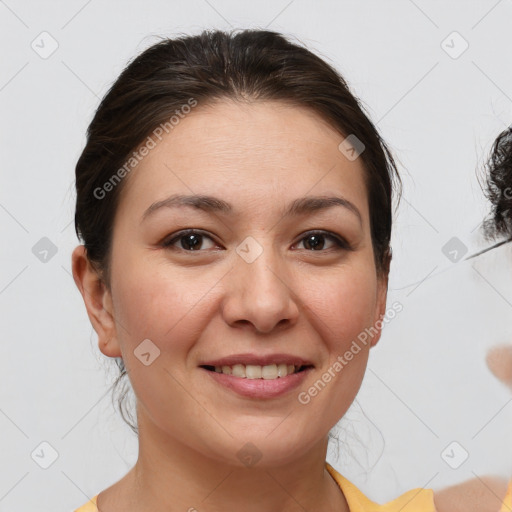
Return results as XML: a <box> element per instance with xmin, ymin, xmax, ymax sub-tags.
<box><xmin>201</xmin><ymin>367</ymin><xmax>313</xmax><ymax>399</ymax></box>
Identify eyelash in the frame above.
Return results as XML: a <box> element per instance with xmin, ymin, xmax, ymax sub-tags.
<box><xmin>161</xmin><ymin>229</ymin><xmax>352</xmax><ymax>253</ymax></box>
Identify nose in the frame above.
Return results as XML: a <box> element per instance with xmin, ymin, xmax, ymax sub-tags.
<box><xmin>221</xmin><ymin>241</ymin><xmax>300</xmax><ymax>334</ymax></box>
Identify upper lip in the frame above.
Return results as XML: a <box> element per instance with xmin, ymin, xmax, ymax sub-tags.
<box><xmin>199</xmin><ymin>353</ymin><xmax>314</xmax><ymax>367</ymax></box>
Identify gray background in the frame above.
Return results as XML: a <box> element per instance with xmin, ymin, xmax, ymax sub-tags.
<box><xmin>1</xmin><ymin>0</ymin><xmax>512</xmax><ymax>510</ymax></box>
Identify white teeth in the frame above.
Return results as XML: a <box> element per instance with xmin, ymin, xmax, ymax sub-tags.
<box><xmin>277</xmin><ymin>363</ymin><xmax>288</xmax><ymax>377</ymax></box>
<box><xmin>232</xmin><ymin>364</ymin><xmax>246</xmax><ymax>378</ymax></box>
<box><xmin>261</xmin><ymin>364</ymin><xmax>278</xmax><ymax>380</ymax></box>
<box><xmin>211</xmin><ymin>363</ymin><xmax>305</xmax><ymax>379</ymax></box>
<box><xmin>246</xmin><ymin>365</ymin><xmax>262</xmax><ymax>379</ymax></box>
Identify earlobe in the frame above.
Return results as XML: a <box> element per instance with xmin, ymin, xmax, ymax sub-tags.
<box><xmin>71</xmin><ymin>245</ymin><xmax>122</xmax><ymax>358</ymax></box>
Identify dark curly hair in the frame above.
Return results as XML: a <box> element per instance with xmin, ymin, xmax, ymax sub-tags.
<box><xmin>483</xmin><ymin>127</ymin><xmax>512</xmax><ymax>241</ymax></box>
<box><xmin>74</xmin><ymin>28</ymin><xmax>402</xmax><ymax>436</ymax></box>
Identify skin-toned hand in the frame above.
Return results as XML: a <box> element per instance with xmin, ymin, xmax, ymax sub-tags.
<box><xmin>487</xmin><ymin>345</ymin><xmax>512</xmax><ymax>391</ymax></box>
<box><xmin>432</xmin><ymin>345</ymin><xmax>512</xmax><ymax>512</ymax></box>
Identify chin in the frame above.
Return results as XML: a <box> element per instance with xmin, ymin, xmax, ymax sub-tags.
<box><xmin>221</xmin><ymin>425</ymin><xmax>320</xmax><ymax>469</ymax></box>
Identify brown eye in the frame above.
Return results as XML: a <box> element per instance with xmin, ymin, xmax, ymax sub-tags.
<box><xmin>163</xmin><ymin>230</ymin><xmax>217</xmax><ymax>251</ymax></box>
<box><xmin>295</xmin><ymin>231</ymin><xmax>350</xmax><ymax>251</ymax></box>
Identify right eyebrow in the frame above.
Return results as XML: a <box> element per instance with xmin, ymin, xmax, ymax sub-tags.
<box><xmin>140</xmin><ymin>193</ymin><xmax>362</xmax><ymax>226</ymax></box>
<box><xmin>141</xmin><ymin>194</ymin><xmax>232</xmax><ymax>223</ymax></box>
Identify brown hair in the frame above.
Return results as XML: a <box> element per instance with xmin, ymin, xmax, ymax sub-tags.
<box><xmin>74</xmin><ymin>29</ymin><xmax>401</xmax><ymax>435</ymax></box>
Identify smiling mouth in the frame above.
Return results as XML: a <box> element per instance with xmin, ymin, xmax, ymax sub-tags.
<box><xmin>200</xmin><ymin>363</ymin><xmax>313</xmax><ymax>379</ymax></box>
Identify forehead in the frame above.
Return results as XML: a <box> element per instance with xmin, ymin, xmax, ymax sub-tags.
<box><xmin>116</xmin><ymin>99</ymin><xmax>370</xmax><ymax>224</ymax></box>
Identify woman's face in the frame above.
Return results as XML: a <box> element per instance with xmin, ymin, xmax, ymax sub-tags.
<box><xmin>76</xmin><ymin>99</ymin><xmax>388</xmax><ymax>467</ymax></box>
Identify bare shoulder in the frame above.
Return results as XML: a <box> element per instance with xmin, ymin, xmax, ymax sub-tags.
<box><xmin>433</xmin><ymin>475</ymin><xmax>509</xmax><ymax>512</ymax></box>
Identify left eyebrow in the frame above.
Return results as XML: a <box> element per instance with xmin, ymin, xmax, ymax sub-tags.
<box><xmin>140</xmin><ymin>193</ymin><xmax>362</xmax><ymax>226</ymax></box>
<box><xmin>284</xmin><ymin>195</ymin><xmax>362</xmax><ymax>226</ymax></box>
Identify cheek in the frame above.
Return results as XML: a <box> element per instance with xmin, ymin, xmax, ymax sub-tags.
<box><xmin>294</xmin><ymin>272</ymin><xmax>376</xmax><ymax>438</ymax></box>
<box><xmin>109</xmin><ymin>265</ymin><xmax>214</xmax><ymax>417</ymax></box>
<box><xmin>305</xmin><ymin>266</ymin><xmax>378</xmax><ymax>350</ymax></box>
<box><xmin>111</xmin><ymin>257</ymin><xmax>215</xmax><ymax>356</ymax></box>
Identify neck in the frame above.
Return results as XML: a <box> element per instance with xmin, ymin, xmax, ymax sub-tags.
<box><xmin>119</xmin><ymin>412</ymin><xmax>349</xmax><ymax>512</ymax></box>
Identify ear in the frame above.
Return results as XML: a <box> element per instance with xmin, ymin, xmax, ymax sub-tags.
<box><xmin>71</xmin><ymin>245</ymin><xmax>122</xmax><ymax>358</ymax></box>
<box><xmin>369</xmin><ymin>253</ymin><xmax>390</xmax><ymax>349</ymax></box>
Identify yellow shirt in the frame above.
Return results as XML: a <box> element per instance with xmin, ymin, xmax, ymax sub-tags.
<box><xmin>327</xmin><ymin>466</ymin><xmax>512</xmax><ymax>511</ymax></box>
<box><xmin>502</xmin><ymin>480</ymin><xmax>512</xmax><ymax>512</ymax></box>
<box><xmin>326</xmin><ymin>462</ymin><xmax>436</xmax><ymax>511</ymax></box>
<box><xmin>74</xmin><ymin>462</ymin><xmax>436</xmax><ymax>511</ymax></box>
<box><xmin>71</xmin><ymin>463</ymin><xmax>511</xmax><ymax>512</ymax></box>
<box><xmin>73</xmin><ymin>495</ymin><xmax>97</xmax><ymax>512</ymax></box>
